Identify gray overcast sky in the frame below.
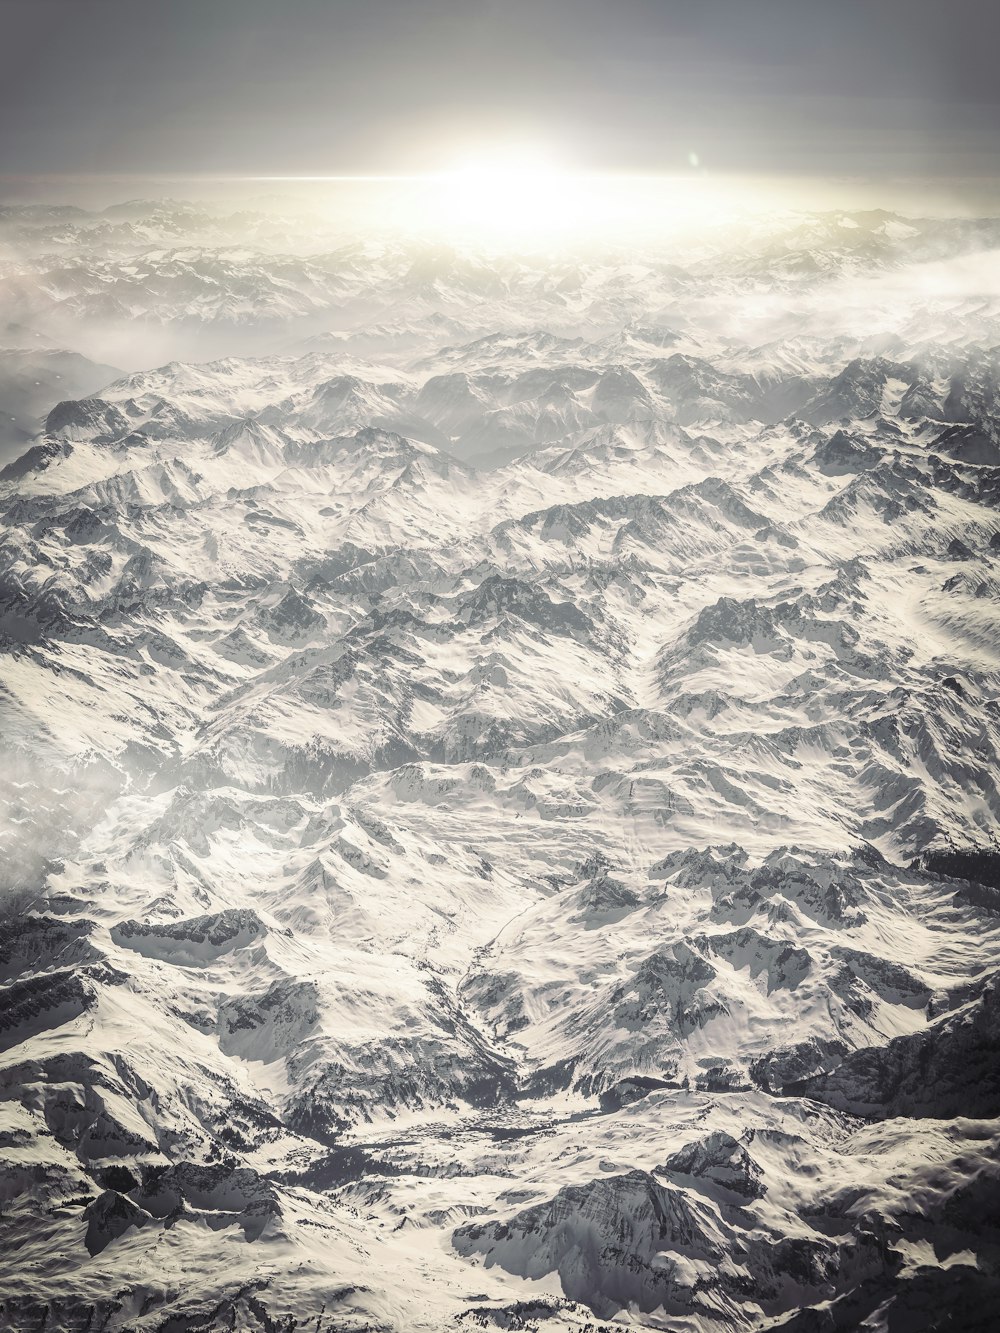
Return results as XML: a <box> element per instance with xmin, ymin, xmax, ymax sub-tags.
<box><xmin>0</xmin><ymin>0</ymin><xmax>997</xmax><ymax>181</ymax></box>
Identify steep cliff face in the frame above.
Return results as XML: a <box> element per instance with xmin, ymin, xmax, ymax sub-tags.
<box><xmin>1</xmin><ymin>200</ymin><xmax>999</xmax><ymax>1332</ymax></box>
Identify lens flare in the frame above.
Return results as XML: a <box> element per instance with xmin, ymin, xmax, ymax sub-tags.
<box><xmin>386</xmin><ymin>146</ymin><xmax>747</xmax><ymax>245</ymax></box>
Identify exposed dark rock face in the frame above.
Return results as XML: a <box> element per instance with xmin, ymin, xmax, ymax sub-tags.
<box><xmin>793</xmin><ymin>981</ymin><xmax>1000</xmax><ymax>1118</ymax></box>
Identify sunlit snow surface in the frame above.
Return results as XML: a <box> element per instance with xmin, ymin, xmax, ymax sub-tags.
<box><xmin>1</xmin><ymin>200</ymin><xmax>1000</xmax><ymax>1331</ymax></box>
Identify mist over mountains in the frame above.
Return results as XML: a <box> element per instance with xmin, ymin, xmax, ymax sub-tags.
<box><xmin>1</xmin><ymin>197</ymin><xmax>999</xmax><ymax>1332</ymax></box>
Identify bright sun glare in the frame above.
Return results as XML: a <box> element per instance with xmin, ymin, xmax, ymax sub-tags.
<box><xmin>430</xmin><ymin>148</ymin><xmax>593</xmax><ymax>239</ymax></box>
<box><xmin>401</xmin><ymin>146</ymin><xmax>743</xmax><ymax>244</ymax></box>
<box><xmin>261</xmin><ymin>147</ymin><xmax>761</xmax><ymax>245</ymax></box>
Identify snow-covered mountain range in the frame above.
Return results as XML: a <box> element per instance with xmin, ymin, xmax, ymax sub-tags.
<box><xmin>1</xmin><ymin>199</ymin><xmax>999</xmax><ymax>1332</ymax></box>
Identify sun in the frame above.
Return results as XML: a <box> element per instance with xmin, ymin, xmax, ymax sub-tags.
<box><xmin>349</xmin><ymin>144</ymin><xmax>753</xmax><ymax>247</ymax></box>
<box><xmin>430</xmin><ymin>147</ymin><xmax>586</xmax><ymax>240</ymax></box>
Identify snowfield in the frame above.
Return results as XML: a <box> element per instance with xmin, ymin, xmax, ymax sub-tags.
<box><xmin>1</xmin><ymin>199</ymin><xmax>999</xmax><ymax>1332</ymax></box>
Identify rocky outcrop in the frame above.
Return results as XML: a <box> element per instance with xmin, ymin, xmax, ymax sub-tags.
<box><xmin>793</xmin><ymin>980</ymin><xmax>1000</xmax><ymax>1117</ymax></box>
<box><xmin>110</xmin><ymin>909</ymin><xmax>265</xmax><ymax>966</ymax></box>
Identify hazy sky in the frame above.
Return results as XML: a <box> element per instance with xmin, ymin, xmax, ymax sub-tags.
<box><xmin>1</xmin><ymin>0</ymin><xmax>997</xmax><ymax>182</ymax></box>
